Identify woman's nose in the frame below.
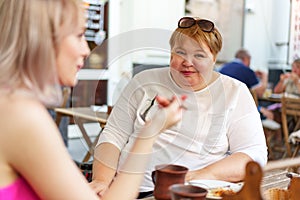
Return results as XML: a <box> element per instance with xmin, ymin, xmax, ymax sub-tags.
<box><xmin>182</xmin><ymin>57</ymin><xmax>193</xmax><ymax>67</ymax></box>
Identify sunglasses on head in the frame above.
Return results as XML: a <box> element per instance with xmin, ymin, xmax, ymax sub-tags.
<box><xmin>178</xmin><ymin>17</ymin><xmax>214</xmax><ymax>32</ymax></box>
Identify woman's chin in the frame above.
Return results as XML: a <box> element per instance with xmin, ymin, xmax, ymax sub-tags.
<box><xmin>59</xmin><ymin>79</ymin><xmax>77</xmax><ymax>87</ymax></box>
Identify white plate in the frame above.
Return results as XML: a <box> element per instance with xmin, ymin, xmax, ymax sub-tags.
<box><xmin>188</xmin><ymin>180</ymin><xmax>243</xmax><ymax>199</ymax></box>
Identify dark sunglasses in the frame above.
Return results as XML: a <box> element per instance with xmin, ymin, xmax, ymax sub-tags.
<box><xmin>178</xmin><ymin>17</ymin><xmax>214</xmax><ymax>32</ymax></box>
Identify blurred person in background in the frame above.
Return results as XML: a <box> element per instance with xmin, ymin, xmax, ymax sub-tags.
<box><xmin>274</xmin><ymin>58</ymin><xmax>300</xmax><ymax>96</ymax></box>
<box><xmin>219</xmin><ymin>49</ymin><xmax>276</xmax><ymax>121</ymax></box>
<box><xmin>219</xmin><ymin>48</ymin><xmax>268</xmax><ymax>97</ymax></box>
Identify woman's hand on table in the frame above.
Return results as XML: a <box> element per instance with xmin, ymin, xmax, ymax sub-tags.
<box><xmin>89</xmin><ymin>180</ymin><xmax>109</xmax><ymax>198</ymax></box>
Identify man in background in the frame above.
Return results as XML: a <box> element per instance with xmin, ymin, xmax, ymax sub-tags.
<box><xmin>219</xmin><ymin>49</ymin><xmax>281</xmax><ymax>159</ymax></box>
<box><xmin>219</xmin><ymin>49</ymin><xmax>277</xmax><ymax>122</ymax></box>
<box><xmin>219</xmin><ymin>48</ymin><xmax>268</xmax><ymax>97</ymax></box>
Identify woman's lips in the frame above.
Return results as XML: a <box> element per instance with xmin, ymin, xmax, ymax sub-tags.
<box><xmin>181</xmin><ymin>71</ymin><xmax>195</xmax><ymax>76</ymax></box>
<box><xmin>77</xmin><ymin>64</ymin><xmax>83</xmax><ymax>71</ymax></box>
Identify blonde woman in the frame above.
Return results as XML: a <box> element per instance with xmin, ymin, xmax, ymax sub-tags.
<box><xmin>92</xmin><ymin>17</ymin><xmax>268</xmax><ymax>198</ymax></box>
<box><xmin>0</xmin><ymin>0</ymin><xmax>185</xmax><ymax>199</ymax></box>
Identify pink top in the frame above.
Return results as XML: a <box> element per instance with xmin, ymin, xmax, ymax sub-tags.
<box><xmin>0</xmin><ymin>176</ymin><xmax>40</xmax><ymax>200</ymax></box>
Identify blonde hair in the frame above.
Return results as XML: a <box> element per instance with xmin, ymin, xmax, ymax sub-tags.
<box><xmin>0</xmin><ymin>0</ymin><xmax>83</xmax><ymax>106</ymax></box>
<box><xmin>169</xmin><ymin>18</ymin><xmax>222</xmax><ymax>59</ymax></box>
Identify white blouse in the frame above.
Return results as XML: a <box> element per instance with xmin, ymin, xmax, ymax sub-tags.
<box><xmin>97</xmin><ymin>67</ymin><xmax>268</xmax><ymax>192</ymax></box>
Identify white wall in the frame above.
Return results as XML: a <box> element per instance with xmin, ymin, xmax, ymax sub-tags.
<box><xmin>269</xmin><ymin>0</ymin><xmax>290</xmax><ymax>68</ymax></box>
<box><xmin>108</xmin><ymin>0</ymin><xmax>185</xmax><ymax>69</ymax></box>
<box><xmin>243</xmin><ymin>0</ymin><xmax>290</xmax><ymax>71</ymax></box>
<box><xmin>186</xmin><ymin>0</ymin><xmax>245</xmax><ymax>64</ymax></box>
<box><xmin>108</xmin><ymin>0</ymin><xmax>291</xmax><ymax>70</ymax></box>
<box><xmin>106</xmin><ymin>0</ymin><xmax>185</xmax><ymax>105</ymax></box>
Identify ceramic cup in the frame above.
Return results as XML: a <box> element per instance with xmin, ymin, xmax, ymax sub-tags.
<box><xmin>169</xmin><ymin>184</ymin><xmax>208</xmax><ymax>200</ymax></box>
<box><xmin>152</xmin><ymin>164</ymin><xmax>188</xmax><ymax>200</ymax></box>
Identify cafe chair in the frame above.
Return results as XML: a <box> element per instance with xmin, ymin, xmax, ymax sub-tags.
<box><xmin>250</xmin><ymin>89</ymin><xmax>259</xmax><ymax>106</ymax></box>
<box><xmin>280</xmin><ymin>95</ymin><xmax>300</xmax><ymax>160</ymax></box>
<box><xmin>82</xmin><ymin>105</ymin><xmax>113</xmax><ymax>162</ymax></box>
<box><xmin>250</xmin><ymin>89</ymin><xmax>281</xmax><ymax>160</ymax></box>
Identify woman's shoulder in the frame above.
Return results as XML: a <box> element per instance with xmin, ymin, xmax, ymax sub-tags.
<box><xmin>0</xmin><ymin>92</ymin><xmax>50</xmax><ymax>134</ymax></box>
<box><xmin>219</xmin><ymin>73</ymin><xmax>248</xmax><ymax>90</ymax></box>
<box><xmin>0</xmin><ymin>92</ymin><xmax>54</xmax><ymax>164</ymax></box>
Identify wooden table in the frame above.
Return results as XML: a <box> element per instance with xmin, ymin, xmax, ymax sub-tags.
<box><xmin>259</xmin><ymin>93</ymin><xmax>300</xmax><ymax>104</ymax></box>
<box><xmin>54</xmin><ymin>107</ymin><xmax>108</xmax><ymax>162</ymax></box>
<box><xmin>259</xmin><ymin>95</ymin><xmax>282</xmax><ymax>104</ymax></box>
<box><xmin>141</xmin><ymin>171</ymin><xmax>290</xmax><ymax>199</ymax></box>
<box><xmin>141</xmin><ymin>160</ymin><xmax>297</xmax><ymax>200</ymax></box>
<box><xmin>141</xmin><ymin>170</ymin><xmax>290</xmax><ymax>200</ymax></box>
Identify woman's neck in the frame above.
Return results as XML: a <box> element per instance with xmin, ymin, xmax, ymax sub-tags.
<box><xmin>193</xmin><ymin>71</ymin><xmax>219</xmax><ymax>91</ymax></box>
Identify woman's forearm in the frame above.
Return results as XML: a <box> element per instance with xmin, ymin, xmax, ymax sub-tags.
<box><xmin>185</xmin><ymin>153</ymin><xmax>252</xmax><ymax>182</ymax></box>
<box><xmin>102</xmin><ymin>120</ymin><xmax>165</xmax><ymax>200</ymax></box>
<box><xmin>100</xmin><ymin>96</ymin><xmax>185</xmax><ymax>200</ymax></box>
<box><xmin>92</xmin><ymin>143</ymin><xmax>120</xmax><ymax>185</ymax></box>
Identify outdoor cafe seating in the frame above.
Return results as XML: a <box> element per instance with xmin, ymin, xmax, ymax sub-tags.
<box><xmin>52</xmin><ymin>88</ymin><xmax>300</xmax><ymax>199</ymax></box>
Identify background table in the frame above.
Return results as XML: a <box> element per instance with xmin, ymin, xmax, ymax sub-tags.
<box><xmin>55</xmin><ymin>107</ymin><xmax>108</xmax><ymax>162</ymax></box>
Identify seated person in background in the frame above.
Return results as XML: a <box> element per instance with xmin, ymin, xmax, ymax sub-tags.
<box><xmin>273</xmin><ymin>58</ymin><xmax>300</xmax><ymax>96</ymax></box>
<box><xmin>91</xmin><ymin>17</ymin><xmax>267</xmax><ymax>198</ymax></box>
<box><xmin>0</xmin><ymin>0</ymin><xmax>186</xmax><ymax>199</ymax></box>
<box><xmin>219</xmin><ymin>49</ymin><xmax>275</xmax><ymax>120</ymax></box>
<box><xmin>219</xmin><ymin>48</ymin><xmax>268</xmax><ymax>97</ymax></box>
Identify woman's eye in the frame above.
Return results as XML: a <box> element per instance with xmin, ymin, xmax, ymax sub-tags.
<box><xmin>195</xmin><ymin>54</ymin><xmax>205</xmax><ymax>58</ymax></box>
<box><xmin>78</xmin><ymin>33</ymin><xmax>85</xmax><ymax>38</ymax></box>
<box><xmin>175</xmin><ymin>50</ymin><xmax>185</xmax><ymax>55</ymax></box>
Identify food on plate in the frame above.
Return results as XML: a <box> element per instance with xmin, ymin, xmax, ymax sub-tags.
<box><xmin>208</xmin><ymin>187</ymin><xmax>236</xmax><ymax>197</ymax></box>
<box><xmin>188</xmin><ymin>179</ymin><xmax>242</xmax><ymax>199</ymax></box>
